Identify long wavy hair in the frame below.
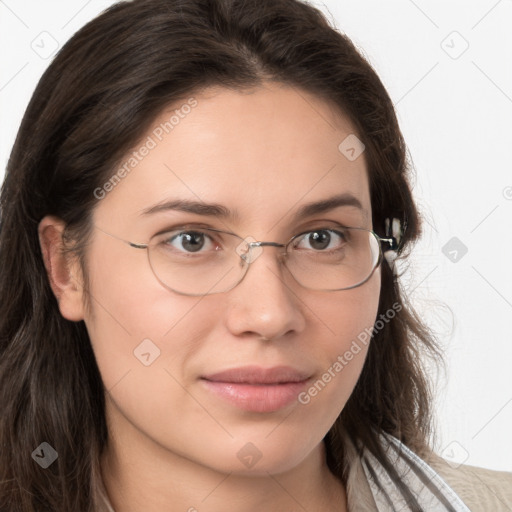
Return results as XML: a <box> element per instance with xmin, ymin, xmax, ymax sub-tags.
<box><xmin>0</xmin><ymin>0</ymin><xmax>442</xmax><ymax>510</ymax></box>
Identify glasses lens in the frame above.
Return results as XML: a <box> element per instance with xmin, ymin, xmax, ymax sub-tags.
<box><xmin>147</xmin><ymin>227</ymin><xmax>380</xmax><ymax>295</ymax></box>
<box><xmin>147</xmin><ymin>228</ymin><xmax>242</xmax><ymax>295</ymax></box>
<box><xmin>286</xmin><ymin>227</ymin><xmax>381</xmax><ymax>291</ymax></box>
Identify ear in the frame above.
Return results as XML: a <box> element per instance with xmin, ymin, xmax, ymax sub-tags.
<box><xmin>38</xmin><ymin>215</ymin><xmax>86</xmax><ymax>322</ymax></box>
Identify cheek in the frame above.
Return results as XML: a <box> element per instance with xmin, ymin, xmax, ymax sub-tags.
<box><xmin>299</xmin><ymin>269</ymin><xmax>381</xmax><ymax>413</ymax></box>
<box><xmin>82</xmin><ymin>242</ymin><xmax>222</xmax><ymax>456</ymax></box>
<box><xmin>82</xmin><ymin>238</ymin><xmax>214</xmax><ymax>390</ymax></box>
<box><xmin>316</xmin><ymin>266</ymin><xmax>381</xmax><ymax>357</ymax></box>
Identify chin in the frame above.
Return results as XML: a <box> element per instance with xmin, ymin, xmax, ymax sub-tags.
<box><xmin>197</xmin><ymin>431</ymin><xmax>319</xmax><ymax>477</ymax></box>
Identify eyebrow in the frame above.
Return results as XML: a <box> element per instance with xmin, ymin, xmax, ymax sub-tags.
<box><xmin>139</xmin><ymin>192</ymin><xmax>366</xmax><ymax>222</ymax></box>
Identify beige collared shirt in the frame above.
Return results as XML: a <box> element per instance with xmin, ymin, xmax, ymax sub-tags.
<box><xmin>342</xmin><ymin>430</ymin><xmax>512</xmax><ymax>511</ymax></box>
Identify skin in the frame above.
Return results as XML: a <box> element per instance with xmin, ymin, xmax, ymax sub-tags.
<box><xmin>39</xmin><ymin>82</ymin><xmax>381</xmax><ymax>512</ymax></box>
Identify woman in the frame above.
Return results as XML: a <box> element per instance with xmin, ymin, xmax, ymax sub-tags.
<box><xmin>0</xmin><ymin>0</ymin><xmax>510</xmax><ymax>510</ymax></box>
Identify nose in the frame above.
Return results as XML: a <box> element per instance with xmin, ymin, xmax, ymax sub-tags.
<box><xmin>224</xmin><ymin>244</ymin><xmax>306</xmax><ymax>341</ymax></box>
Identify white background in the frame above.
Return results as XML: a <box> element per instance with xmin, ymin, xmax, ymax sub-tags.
<box><xmin>1</xmin><ymin>0</ymin><xmax>511</xmax><ymax>472</ymax></box>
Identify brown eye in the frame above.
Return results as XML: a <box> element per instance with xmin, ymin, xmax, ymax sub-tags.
<box><xmin>160</xmin><ymin>230</ymin><xmax>218</xmax><ymax>254</ymax></box>
<box><xmin>294</xmin><ymin>229</ymin><xmax>348</xmax><ymax>251</ymax></box>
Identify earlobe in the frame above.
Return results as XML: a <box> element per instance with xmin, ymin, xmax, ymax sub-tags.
<box><xmin>38</xmin><ymin>215</ymin><xmax>86</xmax><ymax>322</ymax></box>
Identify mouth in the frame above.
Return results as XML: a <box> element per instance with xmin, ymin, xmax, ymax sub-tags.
<box><xmin>200</xmin><ymin>365</ymin><xmax>312</xmax><ymax>413</ymax></box>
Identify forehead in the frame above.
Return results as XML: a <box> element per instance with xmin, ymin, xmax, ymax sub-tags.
<box><xmin>94</xmin><ymin>82</ymin><xmax>371</xmax><ymax>232</ymax></box>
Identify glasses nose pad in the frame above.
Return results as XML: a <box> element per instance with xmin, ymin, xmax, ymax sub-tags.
<box><xmin>235</xmin><ymin>236</ymin><xmax>263</xmax><ymax>265</ymax></box>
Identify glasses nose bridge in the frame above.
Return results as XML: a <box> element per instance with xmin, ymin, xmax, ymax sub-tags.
<box><xmin>240</xmin><ymin>240</ymin><xmax>288</xmax><ymax>268</ymax></box>
<box><xmin>249</xmin><ymin>241</ymin><xmax>286</xmax><ymax>249</ymax></box>
<box><xmin>246</xmin><ymin>240</ymin><xmax>288</xmax><ymax>259</ymax></box>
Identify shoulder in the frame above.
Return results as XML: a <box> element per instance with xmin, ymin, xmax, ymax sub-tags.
<box><xmin>425</xmin><ymin>450</ymin><xmax>512</xmax><ymax>511</ymax></box>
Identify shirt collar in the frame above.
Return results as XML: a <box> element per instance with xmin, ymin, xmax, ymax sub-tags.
<box><xmin>342</xmin><ymin>429</ymin><xmax>471</xmax><ymax>511</ymax></box>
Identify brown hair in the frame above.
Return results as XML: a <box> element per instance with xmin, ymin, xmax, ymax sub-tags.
<box><xmin>0</xmin><ymin>0</ymin><xmax>441</xmax><ymax>510</ymax></box>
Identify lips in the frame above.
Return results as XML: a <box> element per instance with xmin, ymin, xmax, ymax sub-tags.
<box><xmin>202</xmin><ymin>365</ymin><xmax>311</xmax><ymax>384</ymax></box>
<box><xmin>200</xmin><ymin>365</ymin><xmax>312</xmax><ymax>413</ymax></box>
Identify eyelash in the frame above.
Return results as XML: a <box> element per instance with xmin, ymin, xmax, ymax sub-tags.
<box><xmin>153</xmin><ymin>222</ymin><xmax>352</xmax><ymax>254</ymax></box>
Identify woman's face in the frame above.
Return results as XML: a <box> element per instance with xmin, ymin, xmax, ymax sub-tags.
<box><xmin>79</xmin><ymin>82</ymin><xmax>380</xmax><ymax>475</ymax></box>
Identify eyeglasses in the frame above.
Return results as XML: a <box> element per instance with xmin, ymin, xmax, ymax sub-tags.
<box><xmin>94</xmin><ymin>224</ymin><xmax>396</xmax><ymax>296</ymax></box>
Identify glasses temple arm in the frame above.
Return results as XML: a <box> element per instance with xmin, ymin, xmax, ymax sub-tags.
<box><xmin>94</xmin><ymin>225</ymin><xmax>148</xmax><ymax>249</ymax></box>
